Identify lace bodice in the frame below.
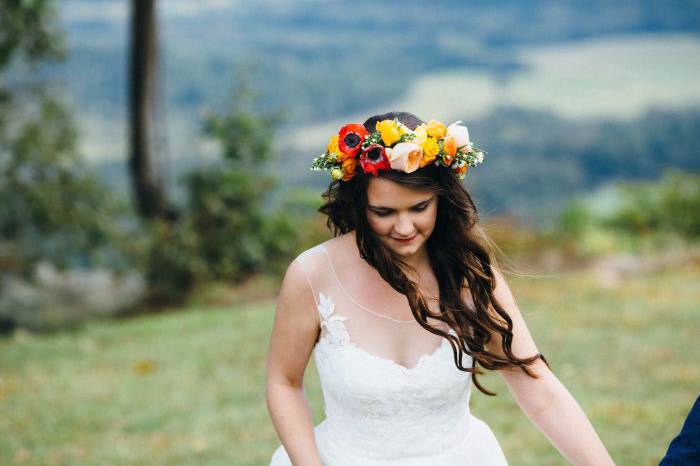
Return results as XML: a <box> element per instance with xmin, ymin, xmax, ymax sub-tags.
<box><xmin>270</xmin><ymin>242</ymin><xmax>508</xmax><ymax>465</ymax></box>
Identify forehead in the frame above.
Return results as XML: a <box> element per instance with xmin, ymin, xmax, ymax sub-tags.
<box><xmin>366</xmin><ymin>177</ymin><xmax>434</xmax><ymax>207</ymax></box>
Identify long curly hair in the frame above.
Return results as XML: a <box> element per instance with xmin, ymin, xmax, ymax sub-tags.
<box><xmin>318</xmin><ymin>111</ymin><xmax>549</xmax><ymax>395</ymax></box>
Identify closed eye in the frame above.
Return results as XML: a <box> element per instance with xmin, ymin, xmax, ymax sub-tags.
<box><xmin>369</xmin><ymin>201</ymin><xmax>430</xmax><ymax>216</ymax></box>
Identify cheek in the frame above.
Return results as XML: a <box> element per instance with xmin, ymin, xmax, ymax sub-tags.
<box><xmin>417</xmin><ymin>208</ymin><xmax>438</xmax><ymax>234</ymax></box>
<box><xmin>367</xmin><ymin>215</ymin><xmax>392</xmax><ymax>235</ymax></box>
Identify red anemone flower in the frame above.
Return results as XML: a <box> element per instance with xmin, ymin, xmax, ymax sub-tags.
<box><xmin>338</xmin><ymin>124</ymin><xmax>368</xmax><ymax>157</ymax></box>
<box><xmin>359</xmin><ymin>143</ymin><xmax>390</xmax><ymax>176</ymax></box>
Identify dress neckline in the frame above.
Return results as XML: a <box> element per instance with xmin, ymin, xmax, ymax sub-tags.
<box><xmin>315</xmin><ymin>291</ymin><xmax>457</xmax><ymax>372</ymax></box>
<box><xmin>318</xmin><ymin>332</ymin><xmax>451</xmax><ymax>373</ymax></box>
<box><xmin>319</xmin><ymin>243</ymin><xmax>419</xmax><ymax>324</ymax></box>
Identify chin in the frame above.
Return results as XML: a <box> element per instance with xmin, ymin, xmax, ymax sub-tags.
<box><xmin>386</xmin><ymin>239</ymin><xmax>424</xmax><ymax>256</ymax></box>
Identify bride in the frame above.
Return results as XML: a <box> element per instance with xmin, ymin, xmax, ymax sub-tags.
<box><xmin>265</xmin><ymin>111</ymin><xmax>614</xmax><ymax>465</ymax></box>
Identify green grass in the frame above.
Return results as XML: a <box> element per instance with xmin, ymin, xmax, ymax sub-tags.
<box><xmin>1</xmin><ymin>265</ymin><xmax>698</xmax><ymax>465</ymax></box>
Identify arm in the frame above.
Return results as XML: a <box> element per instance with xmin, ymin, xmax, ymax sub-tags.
<box><xmin>485</xmin><ymin>267</ymin><xmax>615</xmax><ymax>466</ymax></box>
<box><xmin>265</xmin><ymin>259</ymin><xmax>324</xmax><ymax>466</ymax></box>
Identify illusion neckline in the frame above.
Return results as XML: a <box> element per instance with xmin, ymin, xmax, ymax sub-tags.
<box><xmin>319</xmin><ymin>243</ymin><xmax>419</xmax><ymax>324</ymax></box>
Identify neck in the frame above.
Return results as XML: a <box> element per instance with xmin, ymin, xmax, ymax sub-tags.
<box><xmin>401</xmin><ymin>243</ymin><xmax>431</xmax><ymax>272</ymax></box>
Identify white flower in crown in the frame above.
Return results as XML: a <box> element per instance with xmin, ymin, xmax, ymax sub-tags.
<box><xmin>318</xmin><ymin>293</ymin><xmax>350</xmax><ymax>346</ymax></box>
<box><xmin>446</xmin><ymin>121</ymin><xmax>471</xmax><ymax>151</ymax></box>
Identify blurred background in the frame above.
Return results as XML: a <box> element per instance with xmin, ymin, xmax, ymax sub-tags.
<box><xmin>1</xmin><ymin>0</ymin><xmax>698</xmax><ymax>464</ymax></box>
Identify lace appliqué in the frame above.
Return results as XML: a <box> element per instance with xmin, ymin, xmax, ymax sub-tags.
<box><xmin>317</xmin><ymin>292</ymin><xmax>351</xmax><ymax>346</ymax></box>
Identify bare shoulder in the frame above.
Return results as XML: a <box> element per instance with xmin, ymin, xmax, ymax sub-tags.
<box><xmin>278</xmin><ymin>244</ymin><xmax>326</xmax><ymax>309</ymax></box>
<box><xmin>491</xmin><ymin>265</ymin><xmax>516</xmax><ymax>309</ymax></box>
<box><xmin>320</xmin><ymin>231</ymin><xmax>355</xmax><ymax>255</ymax></box>
<box><xmin>321</xmin><ymin>231</ymin><xmax>359</xmax><ymax>270</ymax></box>
<box><xmin>266</xmin><ymin>252</ymin><xmax>323</xmax><ymax>387</ymax></box>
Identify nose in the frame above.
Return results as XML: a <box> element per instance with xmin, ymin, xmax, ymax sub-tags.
<box><xmin>393</xmin><ymin>212</ymin><xmax>415</xmax><ymax>237</ymax></box>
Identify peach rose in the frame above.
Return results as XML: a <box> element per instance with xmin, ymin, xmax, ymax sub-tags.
<box><xmin>388</xmin><ymin>142</ymin><xmax>423</xmax><ymax>174</ymax></box>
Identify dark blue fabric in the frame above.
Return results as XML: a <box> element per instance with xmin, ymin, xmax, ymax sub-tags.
<box><xmin>659</xmin><ymin>395</ymin><xmax>700</xmax><ymax>466</ymax></box>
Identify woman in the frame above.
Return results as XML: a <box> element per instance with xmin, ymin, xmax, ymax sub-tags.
<box><xmin>266</xmin><ymin>111</ymin><xmax>614</xmax><ymax>465</ymax></box>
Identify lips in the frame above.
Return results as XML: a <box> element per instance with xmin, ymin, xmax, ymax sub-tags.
<box><xmin>393</xmin><ymin>234</ymin><xmax>417</xmax><ymax>243</ymax></box>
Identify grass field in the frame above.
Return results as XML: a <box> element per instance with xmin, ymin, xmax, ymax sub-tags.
<box><xmin>1</xmin><ymin>263</ymin><xmax>698</xmax><ymax>465</ymax></box>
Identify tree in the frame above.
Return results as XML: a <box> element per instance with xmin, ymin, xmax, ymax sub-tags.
<box><xmin>0</xmin><ymin>0</ymin><xmax>64</xmax><ymax>69</ymax></box>
<box><xmin>128</xmin><ymin>0</ymin><xmax>174</xmax><ymax>220</ymax></box>
<box><xmin>0</xmin><ymin>0</ymin><xmax>132</xmax><ymax>276</ymax></box>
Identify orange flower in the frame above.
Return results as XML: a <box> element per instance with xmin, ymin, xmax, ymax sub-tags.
<box><xmin>443</xmin><ymin>136</ymin><xmax>457</xmax><ymax>157</ymax></box>
<box><xmin>442</xmin><ymin>152</ymin><xmax>455</xmax><ymax>166</ymax></box>
<box><xmin>454</xmin><ymin>164</ymin><xmax>468</xmax><ymax>176</ymax></box>
<box><xmin>419</xmin><ymin>152</ymin><xmax>436</xmax><ymax>167</ymax></box>
<box><xmin>342</xmin><ymin>157</ymin><xmax>358</xmax><ymax>181</ymax></box>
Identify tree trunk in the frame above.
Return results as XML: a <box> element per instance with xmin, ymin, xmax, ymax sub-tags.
<box><xmin>128</xmin><ymin>0</ymin><xmax>172</xmax><ymax>220</ymax></box>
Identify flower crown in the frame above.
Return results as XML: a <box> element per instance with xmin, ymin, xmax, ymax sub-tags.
<box><xmin>310</xmin><ymin>118</ymin><xmax>486</xmax><ymax>181</ymax></box>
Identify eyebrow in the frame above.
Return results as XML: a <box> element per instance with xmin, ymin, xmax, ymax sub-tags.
<box><xmin>368</xmin><ymin>196</ymin><xmax>435</xmax><ymax>211</ymax></box>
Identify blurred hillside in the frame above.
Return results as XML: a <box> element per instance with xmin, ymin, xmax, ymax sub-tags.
<box><xmin>5</xmin><ymin>2</ymin><xmax>699</xmax><ymax>277</ymax></box>
<box><xmin>44</xmin><ymin>0</ymin><xmax>700</xmax><ymax>224</ymax></box>
<box><xmin>57</xmin><ymin>0</ymin><xmax>700</xmax><ymax>120</ymax></box>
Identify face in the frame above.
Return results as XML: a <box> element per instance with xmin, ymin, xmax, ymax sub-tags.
<box><xmin>366</xmin><ymin>177</ymin><xmax>438</xmax><ymax>259</ymax></box>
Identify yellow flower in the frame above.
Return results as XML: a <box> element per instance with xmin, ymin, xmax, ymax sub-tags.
<box><xmin>327</xmin><ymin>135</ymin><xmax>339</xmax><ymax>155</ymax></box>
<box><xmin>421</xmin><ymin>136</ymin><xmax>439</xmax><ymax>157</ymax></box>
<box><xmin>412</xmin><ymin>124</ymin><xmax>427</xmax><ymax>145</ymax></box>
<box><xmin>419</xmin><ymin>151</ymin><xmax>436</xmax><ymax>167</ymax></box>
<box><xmin>398</xmin><ymin>122</ymin><xmax>411</xmax><ymax>137</ymax></box>
<box><xmin>376</xmin><ymin>119</ymin><xmax>401</xmax><ymax>146</ymax></box>
<box><xmin>327</xmin><ymin>134</ymin><xmax>349</xmax><ymax>162</ymax></box>
<box><xmin>331</xmin><ymin>168</ymin><xmax>344</xmax><ymax>180</ymax></box>
<box><xmin>426</xmin><ymin>119</ymin><xmax>447</xmax><ymax>139</ymax></box>
<box><xmin>133</xmin><ymin>359</ymin><xmax>157</xmax><ymax>375</ymax></box>
<box><xmin>420</xmin><ymin>137</ymin><xmax>439</xmax><ymax>167</ymax></box>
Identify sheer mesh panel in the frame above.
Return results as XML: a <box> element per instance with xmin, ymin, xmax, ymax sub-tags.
<box><xmin>296</xmin><ymin>241</ymin><xmax>450</xmax><ymax>370</ymax></box>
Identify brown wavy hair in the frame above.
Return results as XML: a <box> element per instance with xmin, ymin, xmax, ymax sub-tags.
<box><xmin>319</xmin><ymin>111</ymin><xmax>550</xmax><ymax>395</ymax></box>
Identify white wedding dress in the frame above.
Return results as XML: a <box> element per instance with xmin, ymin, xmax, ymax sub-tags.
<box><xmin>270</xmin><ymin>243</ymin><xmax>508</xmax><ymax>465</ymax></box>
